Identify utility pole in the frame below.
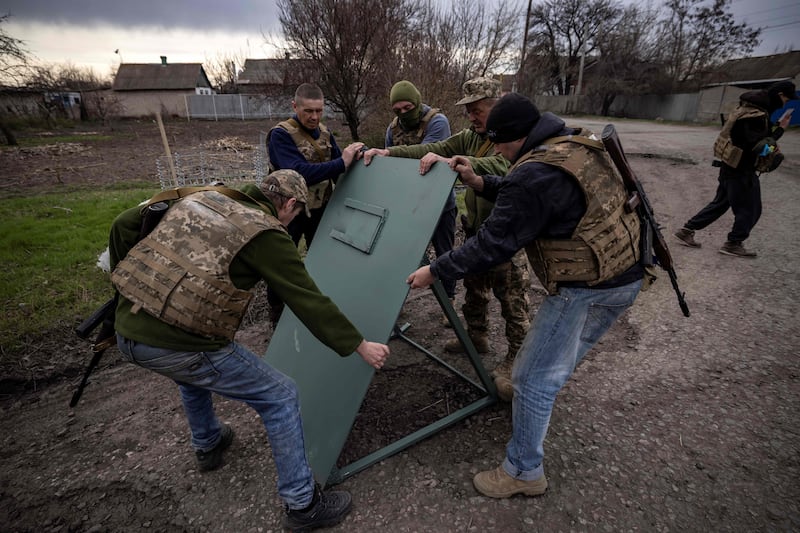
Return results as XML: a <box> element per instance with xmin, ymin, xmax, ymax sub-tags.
<box><xmin>576</xmin><ymin>24</ymin><xmax>587</xmax><ymax>96</ymax></box>
<box><xmin>517</xmin><ymin>0</ymin><xmax>533</xmax><ymax>93</ymax></box>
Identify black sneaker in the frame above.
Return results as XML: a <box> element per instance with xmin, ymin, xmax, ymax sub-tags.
<box><xmin>719</xmin><ymin>241</ymin><xmax>757</xmax><ymax>258</ymax></box>
<box><xmin>195</xmin><ymin>424</ymin><xmax>234</xmax><ymax>472</ymax></box>
<box><xmin>284</xmin><ymin>484</ymin><xmax>352</xmax><ymax>532</ymax></box>
<box><xmin>674</xmin><ymin>227</ymin><xmax>701</xmax><ymax>248</ymax></box>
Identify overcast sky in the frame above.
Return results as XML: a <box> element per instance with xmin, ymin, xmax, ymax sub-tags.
<box><xmin>3</xmin><ymin>0</ymin><xmax>798</xmax><ymax>78</ymax></box>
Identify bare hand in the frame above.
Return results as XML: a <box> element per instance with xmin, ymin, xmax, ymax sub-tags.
<box><xmin>356</xmin><ymin>340</ymin><xmax>390</xmax><ymax>370</ymax></box>
<box><xmin>342</xmin><ymin>142</ymin><xmax>366</xmax><ymax>168</ymax></box>
<box><xmin>406</xmin><ymin>265</ymin><xmax>435</xmax><ymax>289</ymax></box>
<box><xmin>361</xmin><ymin>148</ymin><xmax>389</xmax><ymax>166</ymax></box>
<box><xmin>419</xmin><ymin>153</ymin><xmax>450</xmax><ymax>175</ymax></box>
<box><xmin>778</xmin><ymin>114</ymin><xmax>792</xmax><ymax>129</ymax></box>
<box><xmin>449</xmin><ymin>155</ymin><xmax>483</xmax><ymax>191</ymax></box>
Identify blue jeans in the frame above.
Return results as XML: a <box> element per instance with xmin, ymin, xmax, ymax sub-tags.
<box><xmin>116</xmin><ymin>334</ymin><xmax>315</xmax><ymax>509</ymax></box>
<box><xmin>502</xmin><ymin>280</ymin><xmax>642</xmax><ymax>481</ymax></box>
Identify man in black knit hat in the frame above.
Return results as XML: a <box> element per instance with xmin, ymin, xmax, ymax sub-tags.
<box><xmin>674</xmin><ymin>80</ymin><xmax>796</xmax><ymax>257</ymax></box>
<box><xmin>407</xmin><ymin>93</ymin><xmax>644</xmax><ymax>498</ymax></box>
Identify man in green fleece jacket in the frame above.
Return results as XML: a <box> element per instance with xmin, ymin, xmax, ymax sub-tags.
<box><xmin>109</xmin><ymin>169</ymin><xmax>390</xmax><ymax>532</ymax></box>
<box><xmin>361</xmin><ymin>77</ymin><xmax>530</xmax><ymax>402</ymax></box>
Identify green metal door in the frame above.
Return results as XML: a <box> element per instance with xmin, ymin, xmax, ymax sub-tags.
<box><xmin>263</xmin><ymin>157</ymin><xmax>470</xmax><ymax>486</ymax></box>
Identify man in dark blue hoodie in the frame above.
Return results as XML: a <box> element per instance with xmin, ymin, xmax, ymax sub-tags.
<box><xmin>674</xmin><ymin>80</ymin><xmax>796</xmax><ymax>257</ymax></box>
<box><xmin>407</xmin><ymin>93</ymin><xmax>644</xmax><ymax>498</ymax></box>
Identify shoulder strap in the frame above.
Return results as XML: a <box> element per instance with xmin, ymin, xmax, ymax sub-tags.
<box><xmin>142</xmin><ymin>186</ymin><xmax>272</xmax><ymax>213</ymax></box>
<box><xmin>475</xmin><ymin>138</ymin><xmax>494</xmax><ymax>158</ymax></box>
<box><xmin>542</xmin><ymin>133</ymin><xmax>604</xmax><ymax>151</ymax></box>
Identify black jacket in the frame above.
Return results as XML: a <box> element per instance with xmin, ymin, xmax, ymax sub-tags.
<box><xmin>431</xmin><ymin>112</ymin><xmax>642</xmax><ymax>289</ymax></box>
<box><xmin>729</xmin><ymin>90</ymin><xmax>785</xmax><ymax>171</ymax></box>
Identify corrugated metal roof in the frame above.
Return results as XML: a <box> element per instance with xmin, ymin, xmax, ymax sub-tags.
<box><xmin>113</xmin><ymin>63</ymin><xmax>211</xmax><ymax>91</ymax></box>
<box><xmin>237</xmin><ymin>58</ymin><xmax>317</xmax><ymax>86</ymax></box>
<box><xmin>705</xmin><ymin>51</ymin><xmax>800</xmax><ymax>85</ymax></box>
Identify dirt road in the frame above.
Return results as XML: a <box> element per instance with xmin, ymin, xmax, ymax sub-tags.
<box><xmin>1</xmin><ymin>118</ymin><xmax>798</xmax><ymax>532</ymax></box>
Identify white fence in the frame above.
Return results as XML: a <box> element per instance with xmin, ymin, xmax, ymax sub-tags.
<box><xmin>185</xmin><ymin>94</ymin><xmax>340</xmax><ymax>121</ymax></box>
<box><xmin>185</xmin><ymin>94</ymin><xmax>293</xmax><ymax>121</ymax></box>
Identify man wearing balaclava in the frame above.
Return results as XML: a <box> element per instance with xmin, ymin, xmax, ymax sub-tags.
<box><xmin>675</xmin><ymin>80</ymin><xmax>796</xmax><ymax>257</ymax></box>
<box><xmin>406</xmin><ymin>93</ymin><xmax>644</xmax><ymax>499</ymax></box>
<box><xmin>385</xmin><ymin>80</ymin><xmax>457</xmax><ymax>314</ymax></box>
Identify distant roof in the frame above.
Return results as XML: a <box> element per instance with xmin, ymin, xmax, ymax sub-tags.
<box><xmin>705</xmin><ymin>51</ymin><xmax>800</xmax><ymax>86</ymax></box>
<box><xmin>113</xmin><ymin>63</ymin><xmax>211</xmax><ymax>91</ymax></box>
<box><xmin>237</xmin><ymin>58</ymin><xmax>317</xmax><ymax>86</ymax></box>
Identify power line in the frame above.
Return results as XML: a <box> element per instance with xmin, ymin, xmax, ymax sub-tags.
<box><xmin>761</xmin><ymin>19</ymin><xmax>800</xmax><ymax>30</ymax></box>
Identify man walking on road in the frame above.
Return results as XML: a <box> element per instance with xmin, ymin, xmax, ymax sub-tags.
<box><xmin>674</xmin><ymin>80</ymin><xmax>796</xmax><ymax>257</ymax></box>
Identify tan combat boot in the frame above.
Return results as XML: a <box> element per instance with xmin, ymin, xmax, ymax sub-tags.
<box><xmin>444</xmin><ymin>333</ymin><xmax>489</xmax><ymax>354</ymax></box>
<box><xmin>491</xmin><ymin>357</ymin><xmax>515</xmax><ymax>402</ymax></box>
<box><xmin>473</xmin><ymin>465</ymin><xmax>547</xmax><ymax>498</ymax></box>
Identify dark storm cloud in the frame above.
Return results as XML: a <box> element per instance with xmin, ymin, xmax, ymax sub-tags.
<box><xmin>2</xmin><ymin>0</ymin><xmax>280</xmax><ymax>32</ymax></box>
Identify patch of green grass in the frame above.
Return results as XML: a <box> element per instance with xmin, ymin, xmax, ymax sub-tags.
<box><xmin>0</xmin><ymin>186</ymin><xmax>159</xmax><ymax>350</ymax></box>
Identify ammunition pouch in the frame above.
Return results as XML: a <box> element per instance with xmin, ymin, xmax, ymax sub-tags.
<box><xmin>752</xmin><ymin>138</ymin><xmax>783</xmax><ymax>173</ymax></box>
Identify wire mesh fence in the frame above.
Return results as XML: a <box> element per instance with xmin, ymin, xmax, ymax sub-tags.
<box><xmin>155</xmin><ymin>134</ymin><xmax>270</xmax><ymax>190</ymax></box>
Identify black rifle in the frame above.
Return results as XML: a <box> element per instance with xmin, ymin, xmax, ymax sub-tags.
<box><xmin>601</xmin><ymin>124</ymin><xmax>690</xmax><ymax>317</ymax></box>
<box><xmin>70</xmin><ymin>201</ymin><xmax>169</xmax><ymax>407</ymax></box>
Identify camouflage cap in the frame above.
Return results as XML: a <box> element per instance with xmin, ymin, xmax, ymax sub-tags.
<box><xmin>455</xmin><ymin>77</ymin><xmax>502</xmax><ymax>105</ymax></box>
<box><xmin>261</xmin><ymin>169</ymin><xmax>310</xmax><ymax>216</ymax></box>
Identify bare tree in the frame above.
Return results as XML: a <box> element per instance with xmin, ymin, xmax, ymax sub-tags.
<box><xmin>276</xmin><ymin>0</ymin><xmax>417</xmax><ymax>140</ymax></box>
<box><xmin>205</xmin><ymin>48</ymin><xmax>250</xmax><ymax>93</ymax></box>
<box><xmin>450</xmin><ymin>0</ymin><xmax>521</xmax><ymax>81</ymax></box>
<box><xmin>25</xmin><ymin>63</ymin><xmax>111</xmax><ymax>122</ymax></box>
<box><xmin>588</xmin><ymin>4</ymin><xmax>663</xmax><ymax>115</ymax></box>
<box><xmin>658</xmin><ymin>0</ymin><xmax>761</xmax><ymax>90</ymax></box>
<box><xmin>381</xmin><ymin>2</ymin><xmax>465</xmax><ymax>131</ymax></box>
<box><xmin>522</xmin><ymin>0</ymin><xmax>622</xmax><ymax>96</ymax></box>
<box><xmin>1</xmin><ymin>14</ymin><xmax>31</xmax><ymax>145</ymax></box>
<box><xmin>81</xmin><ymin>89</ymin><xmax>124</xmax><ymax>125</ymax></box>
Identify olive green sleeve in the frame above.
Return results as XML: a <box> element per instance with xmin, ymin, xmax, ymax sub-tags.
<box><xmin>466</xmin><ymin>154</ymin><xmax>509</xmax><ymax>176</ymax></box>
<box><xmin>387</xmin><ymin>130</ymin><xmax>468</xmax><ymax>159</ymax></box>
<box><xmin>234</xmin><ymin>230</ymin><xmax>364</xmax><ymax>357</ymax></box>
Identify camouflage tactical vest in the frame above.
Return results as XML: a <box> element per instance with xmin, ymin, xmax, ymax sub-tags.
<box><xmin>513</xmin><ymin>131</ymin><xmax>641</xmax><ymax>294</ymax></box>
<box><xmin>390</xmin><ymin>107</ymin><xmax>441</xmax><ymax>146</ymax></box>
<box><xmin>111</xmin><ymin>191</ymin><xmax>286</xmax><ymax>340</ymax></box>
<box><xmin>713</xmin><ymin>103</ymin><xmax>780</xmax><ymax>172</ymax></box>
<box><xmin>269</xmin><ymin>118</ymin><xmax>335</xmax><ymax>209</ymax></box>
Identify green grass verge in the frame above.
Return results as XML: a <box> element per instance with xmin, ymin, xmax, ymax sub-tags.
<box><xmin>0</xmin><ymin>185</ymin><xmax>160</xmax><ymax>351</ymax></box>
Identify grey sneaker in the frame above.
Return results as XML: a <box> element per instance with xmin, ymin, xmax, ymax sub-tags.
<box><xmin>674</xmin><ymin>227</ymin><xmax>701</xmax><ymax>248</ymax></box>
<box><xmin>284</xmin><ymin>484</ymin><xmax>352</xmax><ymax>532</ymax></box>
<box><xmin>719</xmin><ymin>241</ymin><xmax>757</xmax><ymax>258</ymax></box>
<box><xmin>195</xmin><ymin>424</ymin><xmax>234</xmax><ymax>472</ymax></box>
